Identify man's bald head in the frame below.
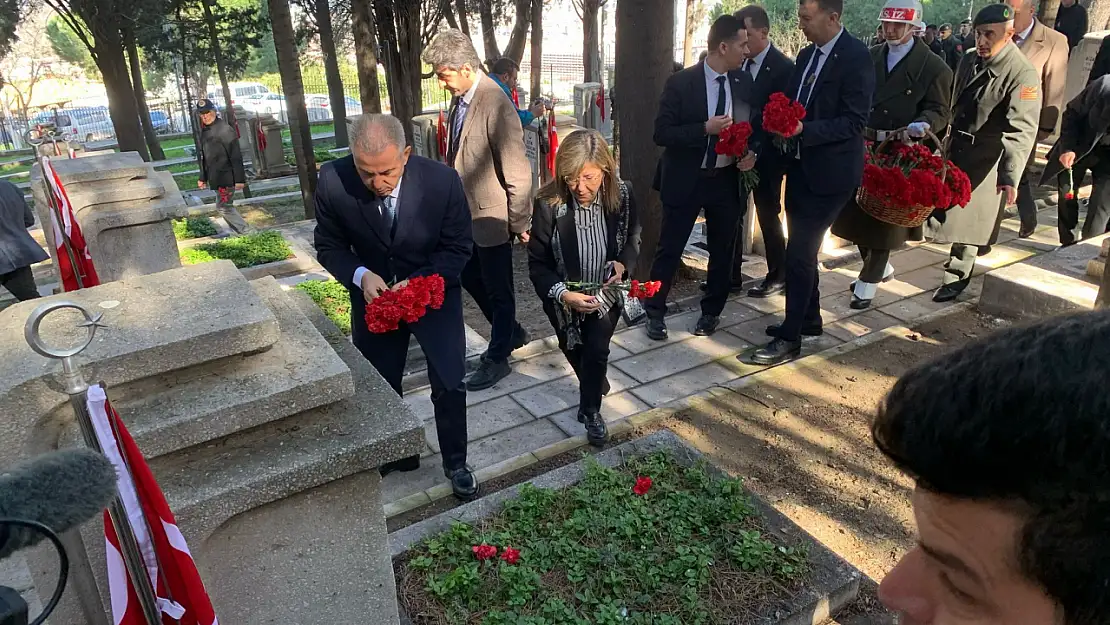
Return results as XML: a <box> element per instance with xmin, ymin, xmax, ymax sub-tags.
<box><xmin>349</xmin><ymin>114</ymin><xmax>411</xmax><ymax>198</ymax></box>
<box><xmin>351</xmin><ymin>113</ymin><xmax>407</xmax><ymax>157</ymax></box>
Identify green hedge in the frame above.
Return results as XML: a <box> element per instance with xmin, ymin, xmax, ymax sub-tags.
<box><xmin>294</xmin><ymin>279</ymin><xmax>351</xmax><ymax>335</ymax></box>
<box><xmin>180</xmin><ymin>230</ymin><xmax>292</xmax><ymax>268</ymax></box>
<box><xmin>173</xmin><ymin>217</ymin><xmax>218</xmax><ymax>240</ymax></box>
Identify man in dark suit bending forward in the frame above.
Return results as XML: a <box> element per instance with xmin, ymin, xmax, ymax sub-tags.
<box><xmin>313</xmin><ymin>114</ymin><xmax>479</xmax><ymax>501</ymax></box>
<box><xmin>751</xmin><ymin>0</ymin><xmax>875</xmax><ymax>365</ymax></box>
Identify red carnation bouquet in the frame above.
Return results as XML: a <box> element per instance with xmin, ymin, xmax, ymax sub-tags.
<box><xmin>715</xmin><ymin>121</ymin><xmax>760</xmax><ymax>190</ymax></box>
<box><xmin>858</xmin><ymin>141</ymin><xmax>972</xmax><ymax>228</ymax></box>
<box><xmin>364</xmin><ymin>274</ymin><xmax>446</xmax><ymax>333</ymax></box>
<box><xmin>564</xmin><ymin>279</ymin><xmax>662</xmax><ymax>301</ymax></box>
<box><xmin>762</xmin><ymin>92</ymin><xmax>806</xmax><ymax>153</ymax></box>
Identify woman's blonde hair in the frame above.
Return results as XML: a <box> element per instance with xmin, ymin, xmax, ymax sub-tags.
<box><xmin>537</xmin><ymin>128</ymin><xmax>621</xmax><ymax>214</ymax></box>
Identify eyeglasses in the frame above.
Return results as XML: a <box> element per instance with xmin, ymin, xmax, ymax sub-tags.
<box><xmin>564</xmin><ymin>172</ymin><xmax>603</xmax><ymax>187</ymax></box>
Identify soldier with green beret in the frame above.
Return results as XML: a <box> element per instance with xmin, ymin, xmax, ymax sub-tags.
<box><xmin>924</xmin><ymin>3</ymin><xmax>1040</xmax><ymax>302</ymax></box>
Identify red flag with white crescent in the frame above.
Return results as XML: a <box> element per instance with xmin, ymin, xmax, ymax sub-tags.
<box><xmin>546</xmin><ymin>110</ymin><xmax>558</xmax><ymax>177</ymax></box>
<box><xmin>436</xmin><ymin>110</ymin><xmax>448</xmax><ymax>159</ymax></box>
<box><xmin>42</xmin><ymin>156</ymin><xmax>100</xmax><ymax>292</ymax></box>
<box><xmin>596</xmin><ymin>86</ymin><xmax>606</xmax><ymax>122</ymax></box>
<box><xmin>88</xmin><ymin>384</ymin><xmax>220</xmax><ymax>625</ymax></box>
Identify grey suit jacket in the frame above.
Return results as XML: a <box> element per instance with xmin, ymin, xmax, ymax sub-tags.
<box><xmin>0</xmin><ymin>180</ymin><xmax>48</xmax><ymax>275</ymax></box>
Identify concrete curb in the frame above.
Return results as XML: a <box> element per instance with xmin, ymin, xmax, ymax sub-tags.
<box><xmin>383</xmin><ymin>299</ymin><xmax>975</xmax><ymax>519</ymax></box>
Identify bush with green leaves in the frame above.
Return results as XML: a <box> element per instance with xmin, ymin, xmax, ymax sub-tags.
<box><xmin>180</xmin><ymin>230</ymin><xmax>292</xmax><ymax>268</ymax></box>
<box><xmin>294</xmin><ymin>279</ymin><xmax>352</xmax><ymax>335</ymax></box>
<box><xmin>172</xmin><ymin>217</ymin><xmax>219</xmax><ymax>240</ymax></box>
<box><xmin>398</xmin><ymin>452</ymin><xmax>810</xmax><ymax>624</ymax></box>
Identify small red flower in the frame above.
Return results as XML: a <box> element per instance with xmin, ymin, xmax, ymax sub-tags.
<box><xmin>500</xmin><ymin>546</ymin><xmax>521</xmax><ymax>565</ymax></box>
<box><xmin>632</xmin><ymin>476</ymin><xmax>653</xmax><ymax>496</ymax></box>
<box><xmin>628</xmin><ymin>280</ymin><xmax>662</xmax><ymax>300</ymax></box>
<box><xmin>364</xmin><ymin>273</ymin><xmax>447</xmax><ymax>333</ymax></box>
<box><xmin>1065</xmin><ymin>191</ymin><xmax>1075</xmax><ymax>200</ymax></box>
<box><xmin>472</xmin><ymin>544</ymin><xmax>497</xmax><ymax>561</ymax></box>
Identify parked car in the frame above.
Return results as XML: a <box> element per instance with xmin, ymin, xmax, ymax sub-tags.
<box><xmin>149</xmin><ymin>110</ymin><xmax>172</xmax><ymax>134</ymax></box>
<box><xmin>31</xmin><ymin>106</ymin><xmax>114</xmax><ymax>143</ymax></box>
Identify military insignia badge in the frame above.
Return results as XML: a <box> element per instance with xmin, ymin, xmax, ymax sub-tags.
<box><xmin>1019</xmin><ymin>85</ymin><xmax>1039</xmax><ymax>101</ymax></box>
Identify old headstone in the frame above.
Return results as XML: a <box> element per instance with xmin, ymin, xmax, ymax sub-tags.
<box><xmin>249</xmin><ymin>114</ymin><xmax>295</xmax><ymax>179</ymax></box>
<box><xmin>1065</xmin><ymin>31</ymin><xmax>1109</xmax><ymax>104</ymax></box>
<box><xmin>573</xmin><ymin>82</ymin><xmax>613</xmax><ymax>140</ymax></box>
<box><xmin>411</xmin><ymin>114</ymin><xmax>440</xmax><ymax>161</ymax></box>
<box><xmin>523</xmin><ymin>123</ymin><xmax>542</xmax><ymax>190</ymax></box>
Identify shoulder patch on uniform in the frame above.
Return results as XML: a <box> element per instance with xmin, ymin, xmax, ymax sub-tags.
<box><xmin>1019</xmin><ymin>85</ymin><xmax>1039</xmax><ymax>100</ymax></box>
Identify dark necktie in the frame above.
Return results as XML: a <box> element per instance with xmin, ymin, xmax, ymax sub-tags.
<box><xmin>705</xmin><ymin>75</ymin><xmax>727</xmax><ymax>168</ymax></box>
<box><xmin>798</xmin><ymin>48</ymin><xmax>824</xmax><ymax>109</ymax></box>
<box><xmin>380</xmin><ymin>195</ymin><xmax>396</xmax><ymax>240</ymax></box>
<box><xmin>743</xmin><ymin>59</ymin><xmax>754</xmax><ymax>78</ymax></box>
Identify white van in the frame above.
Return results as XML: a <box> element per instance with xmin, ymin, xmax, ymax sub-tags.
<box><xmin>207</xmin><ymin>82</ymin><xmax>271</xmax><ymax>107</ymax></box>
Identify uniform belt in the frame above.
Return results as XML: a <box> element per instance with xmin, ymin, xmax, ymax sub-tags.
<box><xmin>864</xmin><ymin>128</ymin><xmax>897</xmax><ymax>142</ymax></box>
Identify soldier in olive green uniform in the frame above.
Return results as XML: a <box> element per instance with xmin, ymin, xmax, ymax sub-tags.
<box><xmin>924</xmin><ymin>3</ymin><xmax>1040</xmax><ymax>302</ymax></box>
<box><xmin>832</xmin><ymin>0</ymin><xmax>953</xmax><ymax>309</ymax></box>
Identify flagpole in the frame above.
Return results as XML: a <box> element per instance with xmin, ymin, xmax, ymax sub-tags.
<box><xmin>24</xmin><ymin>301</ymin><xmax>165</xmax><ymax>625</ymax></box>
<box><xmin>38</xmin><ymin>156</ymin><xmax>85</xmax><ymax>290</ymax></box>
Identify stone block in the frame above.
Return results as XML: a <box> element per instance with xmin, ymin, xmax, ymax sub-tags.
<box><xmin>41</xmin><ymin>151</ymin><xmax>149</xmax><ymax>184</ymax></box>
<box><xmin>511</xmin><ymin>368</ymin><xmax>638</xmax><ymax>418</ymax></box>
<box><xmin>1090</xmin><ymin>257</ymin><xmax>1105</xmax><ymax>280</ymax></box>
<box><xmin>112</xmin><ymin>277</ymin><xmax>355</xmax><ymax>459</ymax></box>
<box><xmin>0</xmin><ymin>261</ymin><xmax>281</xmax><ymax>471</ymax></box>
<box><xmin>630</xmin><ymin>362</ymin><xmax>741</xmax><ymax>407</ymax></box>
<box><xmin>466</xmin><ymin>420</ymin><xmax>567</xmax><ymax>471</ymax></box>
<box><xmin>614</xmin><ymin>331</ymin><xmax>751</xmax><ymax>384</ymax></box>
<box><xmin>464</xmin><ymin>350</ymin><xmax>576</xmax><ymax>406</ymax></box>
<box><xmin>978</xmin><ymin>234</ymin><xmax>1107</xmax><ymax>320</ymax></box>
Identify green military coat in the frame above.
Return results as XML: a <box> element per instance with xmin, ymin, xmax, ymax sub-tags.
<box><xmin>925</xmin><ymin>42</ymin><xmax>1041</xmax><ymax>247</ymax></box>
<box><xmin>831</xmin><ymin>38</ymin><xmax>953</xmax><ymax>250</ymax></box>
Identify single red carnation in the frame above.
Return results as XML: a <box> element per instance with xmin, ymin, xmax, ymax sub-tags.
<box><xmin>500</xmin><ymin>546</ymin><xmax>521</xmax><ymax>565</ymax></box>
<box><xmin>632</xmin><ymin>476</ymin><xmax>653</xmax><ymax>496</ymax></box>
<box><xmin>472</xmin><ymin>544</ymin><xmax>497</xmax><ymax>561</ymax></box>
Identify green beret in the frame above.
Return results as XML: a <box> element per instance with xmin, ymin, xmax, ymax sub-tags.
<box><xmin>973</xmin><ymin>3</ymin><xmax>1014</xmax><ymax>27</ymax></box>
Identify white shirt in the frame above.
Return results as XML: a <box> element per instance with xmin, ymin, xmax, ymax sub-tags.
<box><xmin>745</xmin><ymin>42</ymin><xmax>772</xmax><ymax>79</ymax></box>
<box><xmin>1013</xmin><ymin>20</ymin><xmax>1035</xmax><ymax>47</ymax></box>
<box><xmin>704</xmin><ymin>60</ymin><xmax>735</xmax><ymax>168</ymax></box>
<box><xmin>885</xmin><ymin>38</ymin><xmax>915</xmax><ymax>72</ymax></box>
<box><xmin>352</xmin><ymin>176</ymin><xmax>404</xmax><ymax>288</ymax></box>
<box><xmin>796</xmin><ymin>27</ymin><xmax>845</xmax><ymax>105</ymax></box>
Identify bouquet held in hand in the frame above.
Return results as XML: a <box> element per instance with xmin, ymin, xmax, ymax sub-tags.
<box><xmin>762</xmin><ymin>92</ymin><xmax>806</xmax><ymax>153</ymax></box>
<box><xmin>564</xmin><ymin>278</ymin><xmax>662</xmax><ymax>301</ymax></box>
<box><xmin>858</xmin><ymin>141</ymin><xmax>972</xmax><ymax>228</ymax></box>
<box><xmin>364</xmin><ymin>274</ymin><xmax>446</xmax><ymax>333</ymax></box>
<box><xmin>715</xmin><ymin>121</ymin><xmax>760</xmax><ymax>190</ymax></box>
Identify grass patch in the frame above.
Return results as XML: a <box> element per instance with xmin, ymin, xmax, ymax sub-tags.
<box><xmin>295</xmin><ymin>279</ymin><xmax>352</xmax><ymax>334</ymax></box>
<box><xmin>175</xmin><ymin>173</ymin><xmax>201</xmax><ymax>192</ymax></box>
<box><xmin>239</xmin><ymin>196</ymin><xmax>308</xmax><ymax>227</ymax></box>
<box><xmin>397</xmin><ymin>452</ymin><xmax>810</xmax><ymax>625</ymax></box>
<box><xmin>180</xmin><ymin>230</ymin><xmax>292</xmax><ymax>268</ymax></box>
<box><xmin>173</xmin><ymin>216</ymin><xmax>218</xmax><ymax>240</ymax></box>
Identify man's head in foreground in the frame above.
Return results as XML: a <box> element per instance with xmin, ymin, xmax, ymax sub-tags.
<box><xmin>873</xmin><ymin>311</ymin><xmax>1110</xmax><ymax>624</ymax></box>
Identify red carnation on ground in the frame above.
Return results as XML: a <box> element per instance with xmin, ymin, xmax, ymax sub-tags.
<box><xmin>472</xmin><ymin>544</ymin><xmax>497</xmax><ymax>561</ymax></box>
<box><xmin>632</xmin><ymin>476</ymin><xmax>653</xmax><ymax>496</ymax></box>
<box><xmin>762</xmin><ymin>92</ymin><xmax>806</xmax><ymax>153</ymax></box>
<box><xmin>365</xmin><ymin>273</ymin><xmax>447</xmax><ymax>333</ymax></box>
<box><xmin>500</xmin><ymin>546</ymin><xmax>521</xmax><ymax>565</ymax></box>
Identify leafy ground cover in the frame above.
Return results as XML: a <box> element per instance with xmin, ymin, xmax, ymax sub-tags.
<box><xmin>295</xmin><ymin>278</ymin><xmax>351</xmax><ymax>334</ymax></box>
<box><xmin>172</xmin><ymin>216</ymin><xmax>218</xmax><ymax>240</ymax></box>
<box><xmin>397</xmin><ymin>452</ymin><xmax>810</xmax><ymax>625</ymax></box>
<box><xmin>180</xmin><ymin>230</ymin><xmax>292</xmax><ymax>268</ymax></box>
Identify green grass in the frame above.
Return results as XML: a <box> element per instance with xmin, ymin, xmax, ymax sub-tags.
<box><xmin>180</xmin><ymin>230</ymin><xmax>292</xmax><ymax>268</ymax></box>
<box><xmin>397</xmin><ymin>452</ymin><xmax>810</xmax><ymax>625</ymax></box>
<box><xmin>172</xmin><ymin>216</ymin><xmax>218</xmax><ymax>240</ymax></box>
<box><xmin>295</xmin><ymin>279</ymin><xmax>351</xmax><ymax>335</ymax></box>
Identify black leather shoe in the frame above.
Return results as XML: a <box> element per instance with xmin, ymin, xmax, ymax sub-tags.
<box><xmin>849</xmin><ymin>296</ymin><xmax>871</xmax><ymax>310</ymax></box>
<box><xmin>1018</xmin><ymin>224</ymin><xmax>1037</xmax><ymax>238</ymax></box>
<box><xmin>932</xmin><ymin>281</ymin><xmax>968</xmax><ymax>303</ymax></box>
<box><xmin>748</xmin><ymin>280</ymin><xmax>786</xmax><ymax>298</ymax></box>
<box><xmin>577</xmin><ymin>411</ymin><xmax>609</xmax><ymax>447</ymax></box>
<box><xmin>379</xmin><ymin>454</ymin><xmax>420</xmax><ymax>478</ymax></box>
<box><xmin>646</xmin><ymin>317</ymin><xmax>668</xmax><ymax>341</ymax></box>
<box><xmin>750</xmin><ymin>338</ymin><xmax>803</xmax><ymax>365</ymax></box>
<box><xmin>693</xmin><ymin>314</ymin><xmax>720</xmax><ymax>336</ymax></box>
<box><xmin>765</xmin><ymin>323</ymin><xmax>823</xmax><ymax>337</ymax></box>
<box><xmin>466</xmin><ymin>359</ymin><xmax>511</xmax><ymax>391</ymax></box>
<box><xmin>445</xmin><ymin>466</ymin><xmax>480</xmax><ymax>501</ymax></box>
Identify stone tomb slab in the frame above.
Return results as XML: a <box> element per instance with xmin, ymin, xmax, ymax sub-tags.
<box><xmin>389</xmin><ymin>430</ymin><xmax>861</xmax><ymax>624</ymax></box>
<box><xmin>979</xmin><ymin>233</ymin><xmax>1108</xmax><ymax>319</ymax></box>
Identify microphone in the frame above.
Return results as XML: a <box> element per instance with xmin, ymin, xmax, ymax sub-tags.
<box><xmin>0</xmin><ymin>449</ymin><xmax>117</xmax><ymax>559</ymax></box>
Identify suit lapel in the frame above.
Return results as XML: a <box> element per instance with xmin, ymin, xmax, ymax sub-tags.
<box><xmin>457</xmin><ymin>77</ymin><xmax>487</xmax><ymax>151</ymax></box>
<box><xmin>730</xmin><ymin>71</ymin><xmax>753</xmax><ymax>122</ymax></box>
<box><xmin>808</xmin><ymin>33</ymin><xmax>846</xmax><ymax>104</ymax></box>
<box><xmin>357</xmin><ymin>193</ymin><xmax>390</xmax><ymax>249</ymax></box>
<box><xmin>694</xmin><ymin>61</ymin><xmax>710</xmax><ymax>121</ymax></box>
<box><xmin>1021</xmin><ymin>21</ymin><xmax>1046</xmax><ymax>66</ymax></box>
<box><xmin>555</xmin><ymin>204</ymin><xmax>582</xmax><ymax>282</ymax></box>
<box><xmin>391</xmin><ymin>159</ymin><xmax>422</xmax><ymax>250</ymax></box>
<box><xmin>788</xmin><ymin>46</ymin><xmax>812</xmax><ymax>99</ymax></box>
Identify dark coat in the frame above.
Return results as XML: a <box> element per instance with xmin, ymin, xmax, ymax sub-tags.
<box><xmin>1053</xmin><ymin>2</ymin><xmax>1088</xmax><ymax>52</ymax></box>
<box><xmin>652</xmin><ymin>61</ymin><xmax>754</xmax><ymax>206</ymax></box>
<box><xmin>1090</xmin><ymin>35</ymin><xmax>1110</xmax><ymax>85</ymax></box>
<box><xmin>749</xmin><ymin>44</ymin><xmax>797</xmax><ymax>178</ymax></box>
<box><xmin>832</xmin><ymin>39</ymin><xmax>953</xmax><ymax>250</ymax></box>
<box><xmin>198</xmin><ymin>116</ymin><xmax>245</xmax><ymax>190</ymax></box>
<box><xmin>786</xmin><ymin>30</ymin><xmax>875</xmax><ymax>203</ymax></box>
<box><xmin>0</xmin><ymin>180</ymin><xmax>48</xmax><ymax>275</ymax></box>
<box><xmin>925</xmin><ymin>43</ymin><xmax>1041</xmax><ymax>246</ymax></box>
<box><xmin>1040</xmin><ymin>76</ymin><xmax>1110</xmax><ymax>186</ymax></box>
<box><xmin>941</xmin><ymin>36</ymin><xmax>966</xmax><ymax>72</ymax></box>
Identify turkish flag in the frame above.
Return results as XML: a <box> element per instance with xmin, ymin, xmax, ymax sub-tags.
<box><xmin>42</xmin><ymin>156</ymin><xmax>100</xmax><ymax>291</ymax></box>
<box><xmin>87</xmin><ymin>384</ymin><xmax>220</xmax><ymax>625</ymax></box>
<box><xmin>546</xmin><ymin>110</ymin><xmax>558</xmax><ymax>177</ymax></box>
<box><xmin>596</xmin><ymin>87</ymin><xmax>606</xmax><ymax>122</ymax></box>
<box><xmin>436</xmin><ymin>110</ymin><xmax>448</xmax><ymax>159</ymax></box>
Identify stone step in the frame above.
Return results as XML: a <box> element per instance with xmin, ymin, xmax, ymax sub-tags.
<box><xmin>1102</xmin><ymin>237</ymin><xmax>1109</xmax><ymax>258</ymax></box>
<box><xmin>109</xmin><ymin>277</ymin><xmax>355</xmax><ymax>459</ymax></box>
<box><xmin>1089</xmin><ymin>257</ymin><xmax>1105</xmax><ymax>280</ymax></box>
<box><xmin>149</xmin><ymin>288</ymin><xmax>425</xmax><ymax>543</ymax></box>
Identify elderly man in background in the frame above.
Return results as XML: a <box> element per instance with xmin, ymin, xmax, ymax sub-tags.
<box><xmin>1053</xmin><ymin>0</ymin><xmax>1088</xmax><ymax>53</ymax></box>
<box><xmin>0</xmin><ymin>179</ymin><xmax>47</xmax><ymax>301</ymax></box>
<box><xmin>1002</xmin><ymin>0</ymin><xmax>1068</xmax><ymax>239</ymax></box>
<box><xmin>488</xmin><ymin>57</ymin><xmax>547</xmax><ymax>127</ymax></box>
<box><xmin>423</xmin><ymin>30</ymin><xmax>535</xmax><ymax>392</ymax></box>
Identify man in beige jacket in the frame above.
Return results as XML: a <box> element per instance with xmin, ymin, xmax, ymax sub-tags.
<box><xmin>423</xmin><ymin>30</ymin><xmax>535</xmax><ymax>391</ymax></box>
<box><xmin>1003</xmin><ymin>0</ymin><xmax>1069</xmax><ymax>238</ymax></box>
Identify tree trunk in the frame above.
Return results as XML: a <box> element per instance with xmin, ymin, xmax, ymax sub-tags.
<box><xmin>125</xmin><ymin>33</ymin><xmax>166</xmax><ymax>161</ymax></box>
<box><xmin>316</xmin><ymin>0</ymin><xmax>350</xmax><ymax>147</ymax></box>
<box><xmin>374</xmin><ymin>0</ymin><xmax>416</xmax><ymax>141</ymax></box>
<box><xmin>478</xmin><ymin>0</ymin><xmax>501</xmax><ymax>62</ymax></box>
<box><xmin>97</xmin><ymin>26</ymin><xmax>150</xmax><ymax>160</ymax></box>
<box><xmin>396</xmin><ymin>0</ymin><xmax>424</xmax><ymax>119</ymax></box>
<box><xmin>683</xmin><ymin>0</ymin><xmax>699</xmax><ymax>66</ymax></box>
<box><xmin>617</xmin><ymin>0</ymin><xmax>673</xmax><ymax>280</ymax></box>
<box><xmin>1089</xmin><ymin>0</ymin><xmax>1110</xmax><ymax>30</ymax></box>
<box><xmin>269</xmin><ymin>0</ymin><xmax>318</xmax><ymax>219</ymax></box>
<box><xmin>1038</xmin><ymin>0</ymin><xmax>1061</xmax><ymax>26</ymax></box>
<box><xmin>351</xmin><ymin>0</ymin><xmax>382</xmax><ymax>113</ymax></box>
<box><xmin>530</xmin><ymin>0</ymin><xmax>543</xmax><ymax>99</ymax></box>
<box><xmin>201</xmin><ymin>0</ymin><xmax>237</xmax><ymax>126</ymax></box>
<box><xmin>582</xmin><ymin>0</ymin><xmax>602</xmax><ymax>83</ymax></box>
<box><xmin>456</xmin><ymin>0</ymin><xmax>470</xmax><ymax>35</ymax></box>
<box><xmin>503</xmin><ymin>0</ymin><xmax>532</xmax><ymax>63</ymax></box>
<box><xmin>442</xmin><ymin>0</ymin><xmax>459</xmax><ymax>28</ymax></box>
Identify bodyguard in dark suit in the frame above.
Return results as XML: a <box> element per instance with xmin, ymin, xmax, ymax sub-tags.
<box><xmin>733</xmin><ymin>5</ymin><xmax>796</xmax><ymax>298</ymax></box>
<box><xmin>0</xmin><ymin>179</ymin><xmax>47</xmax><ymax>301</ymax></box>
<box><xmin>646</xmin><ymin>14</ymin><xmax>755</xmax><ymax>341</ymax></box>
<box><xmin>313</xmin><ymin>114</ymin><xmax>479</xmax><ymax>500</ymax></box>
<box><xmin>752</xmin><ymin>0</ymin><xmax>875</xmax><ymax>365</ymax></box>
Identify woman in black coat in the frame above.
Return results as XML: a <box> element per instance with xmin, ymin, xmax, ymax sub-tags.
<box><xmin>528</xmin><ymin>129</ymin><xmax>641</xmax><ymax>447</ymax></box>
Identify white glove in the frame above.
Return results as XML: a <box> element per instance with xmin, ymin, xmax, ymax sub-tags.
<box><xmin>906</xmin><ymin>122</ymin><xmax>930</xmax><ymax>138</ymax></box>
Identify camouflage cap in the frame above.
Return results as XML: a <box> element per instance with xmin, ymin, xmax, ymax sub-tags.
<box><xmin>972</xmin><ymin>3</ymin><xmax>1014</xmax><ymax>27</ymax></box>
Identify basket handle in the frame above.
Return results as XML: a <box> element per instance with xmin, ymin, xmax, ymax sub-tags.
<box><xmin>874</xmin><ymin>126</ymin><xmax>949</xmax><ymax>183</ymax></box>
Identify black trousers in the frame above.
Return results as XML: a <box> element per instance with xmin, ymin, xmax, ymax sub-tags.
<box><xmin>647</xmin><ymin>168</ymin><xmax>743</xmax><ymax>318</ymax></box>
<box><xmin>544</xmin><ymin>302</ymin><xmax>620</xmax><ymax>415</ymax></box>
<box><xmin>739</xmin><ymin>166</ymin><xmax>787</xmax><ymax>285</ymax></box>
<box><xmin>1058</xmin><ymin>151</ymin><xmax>1110</xmax><ymax>245</ymax></box>
<box><xmin>0</xmin><ymin>266</ymin><xmax>40</xmax><ymax>301</ymax></box>
<box><xmin>460</xmin><ymin>241</ymin><xmax>521</xmax><ymax>362</ymax></box>
<box><xmin>352</xmin><ymin>288</ymin><xmax>468</xmax><ymax>470</ymax></box>
<box><xmin>780</xmin><ymin>172</ymin><xmax>852</xmax><ymax>341</ymax></box>
<box><xmin>1015</xmin><ymin>162</ymin><xmax>1039</xmax><ymax>231</ymax></box>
